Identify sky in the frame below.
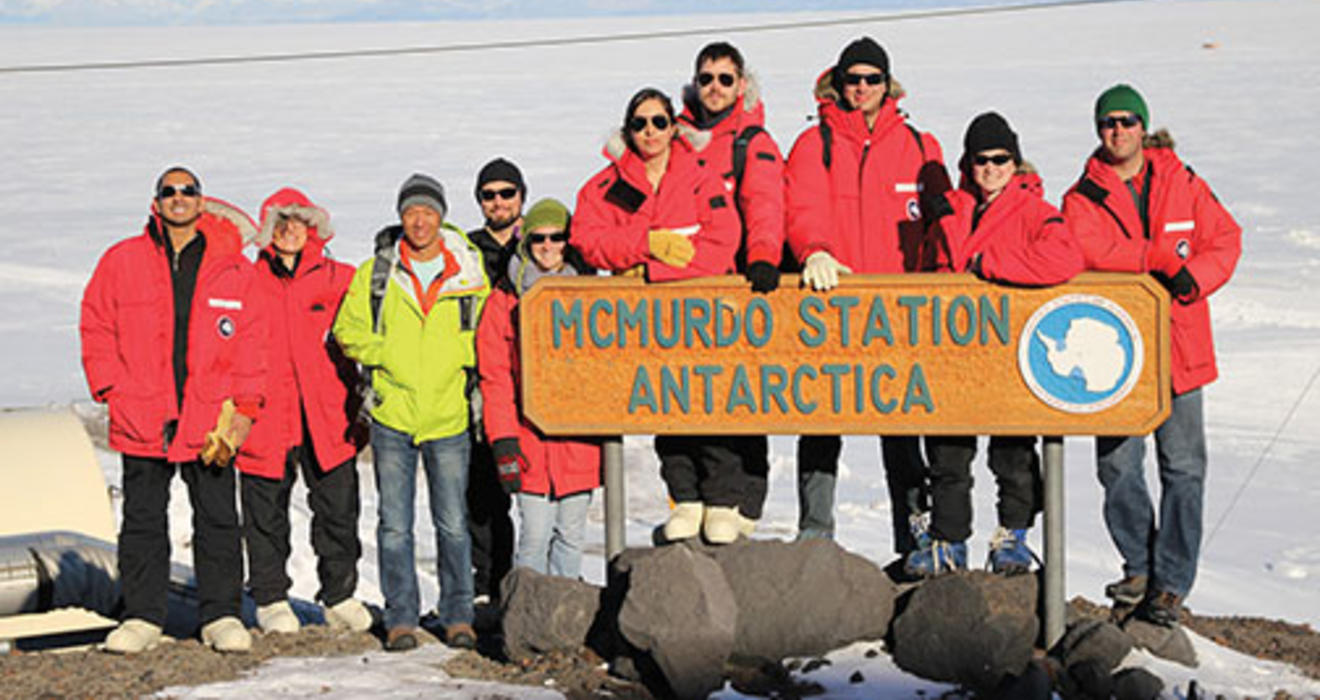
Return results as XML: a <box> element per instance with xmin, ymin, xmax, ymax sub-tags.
<box><xmin>1</xmin><ymin>0</ymin><xmax>1125</xmax><ymax>27</ymax></box>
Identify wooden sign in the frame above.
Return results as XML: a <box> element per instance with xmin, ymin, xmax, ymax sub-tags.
<box><xmin>519</xmin><ymin>273</ymin><xmax>1170</xmax><ymax>436</ymax></box>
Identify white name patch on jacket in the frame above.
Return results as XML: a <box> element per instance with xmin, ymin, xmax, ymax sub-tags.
<box><xmin>894</xmin><ymin>183</ymin><xmax>919</xmax><ymax>194</ymax></box>
<box><xmin>1164</xmin><ymin>220</ymin><xmax>1195</xmax><ymax>233</ymax></box>
<box><xmin>208</xmin><ymin>298</ymin><xmax>243</xmax><ymax>310</ymax></box>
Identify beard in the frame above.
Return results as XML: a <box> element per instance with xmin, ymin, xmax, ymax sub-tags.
<box><xmin>486</xmin><ymin>213</ymin><xmax>518</xmax><ymax>231</ymax></box>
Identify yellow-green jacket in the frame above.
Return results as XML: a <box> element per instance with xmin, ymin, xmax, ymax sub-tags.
<box><xmin>334</xmin><ymin>222</ymin><xmax>489</xmax><ymax>442</ymax></box>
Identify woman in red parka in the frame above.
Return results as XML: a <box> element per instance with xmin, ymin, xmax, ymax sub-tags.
<box><xmin>478</xmin><ymin>197</ymin><xmax>601</xmax><ymax>578</ymax></box>
<box><xmin>236</xmin><ymin>188</ymin><xmax>370</xmax><ymax>633</ymax></box>
<box><xmin>573</xmin><ymin>87</ymin><xmax>745</xmax><ymax>544</ymax></box>
<box><xmin>911</xmin><ymin>112</ymin><xmax>1084</xmax><ymax>578</ymax></box>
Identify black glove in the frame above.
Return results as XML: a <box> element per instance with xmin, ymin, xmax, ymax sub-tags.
<box><xmin>745</xmin><ymin>261</ymin><xmax>780</xmax><ymax>294</ymax></box>
<box><xmin>1152</xmin><ymin>266</ymin><xmax>1197</xmax><ymax>303</ymax></box>
<box><xmin>491</xmin><ymin>437</ymin><xmax>524</xmax><ymax>495</ymax></box>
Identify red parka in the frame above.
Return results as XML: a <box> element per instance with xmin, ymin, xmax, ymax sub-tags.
<box><xmin>80</xmin><ymin>199</ymin><xmax>266</xmax><ymax>462</ymax></box>
<box><xmin>785</xmin><ymin>70</ymin><xmax>949</xmax><ymax>272</ymax></box>
<box><xmin>926</xmin><ymin>171</ymin><xmax>1084</xmax><ymax>286</ymax></box>
<box><xmin>1063</xmin><ymin>143</ymin><xmax>1241</xmax><ymax>394</ymax></box>
<box><xmin>236</xmin><ymin>188</ymin><xmax>363</xmax><ymax>479</ymax></box>
<box><xmin>478</xmin><ymin>281</ymin><xmax>601</xmax><ymax>497</ymax></box>
<box><xmin>676</xmin><ymin>74</ymin><xmax>786</xmax><ymax>268</ymax></box>
<box><xmin>573</xmin><ymin>132</ymin><xmax>741</xmax><ymax>280</ymax></box>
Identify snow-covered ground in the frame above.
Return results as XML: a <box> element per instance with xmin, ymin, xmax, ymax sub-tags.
<box><xmin>3</xmin><ymin>0</ymin><xmax>1319</xmax><ymax>697</ymax></box>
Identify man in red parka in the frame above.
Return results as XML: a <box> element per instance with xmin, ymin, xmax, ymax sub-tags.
<box><xmin>784</xmin><ymin>37</ymin><xmax>951</xmax><ymax>558</ymax></box>
<box><xmin>235</xmin><ymin>188</ymin><xmax>370</xmax><ymax>635</ymax></box>
<box><xmin>1063</xmin><ymin>84</ymin><xmax>1241</xmax><ymax>626</ymax></box>
<box><xmin>80</xmin><ymin>167</ymin><xmax>264</xmax><ymax>654</ymax></box>
<box><xmin>675</xmin><ymin>41</ymin><xmax>786</xmax><ymax>535</ymax></box>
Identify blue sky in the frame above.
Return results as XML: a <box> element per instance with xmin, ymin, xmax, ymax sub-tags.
<box><xmin>0</xmin><ymin>0</ymin><xmax>1073</xmax><ymax>26</ymax></box>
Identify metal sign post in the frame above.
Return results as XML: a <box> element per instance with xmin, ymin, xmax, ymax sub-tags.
<box><xmin>1042</xmin><ymin>435</ymin><xmax>1066</xmax><ymax>648</ymax></box>
<box><xmin>603</xmin><ymin>437</ymin><xmax>625</xmax><ymax>560</ymax></box>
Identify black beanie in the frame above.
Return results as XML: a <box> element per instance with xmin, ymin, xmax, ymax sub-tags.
<box><xmin>963</xmin><ymin>112</ymin><xmax>1021</xmax><ymax>163</ymax></box>
<box><xmin>474</xmin><ymin>158</ymin><xmax>526</xmax><ymax>202</ymax></box>
<box><xmin>833</xmin><ymin>37</ymin><xmax>889</xmax><ymax>93</ymax></box>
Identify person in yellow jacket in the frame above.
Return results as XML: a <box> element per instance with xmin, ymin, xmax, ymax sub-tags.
<box><xmin>333</xmin><ymin>173</ymin><xmax>489</xmax><ymax>652</ymax></box>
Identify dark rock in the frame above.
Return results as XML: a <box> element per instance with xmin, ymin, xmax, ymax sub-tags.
<box><xmin>890</xmin><ymin>571</ymin><xmax>1038</xmax><ymax>690</ymax></box>
<box><xmin>1113</xmin><ymin>667</ymin><xmax>1164</xmax><ymax>700</ymax></box>
<box><xmin>989</xmin><ymin>658</ymin><xmax>1053</xmax><ymax>700</ymax></box>
<box><xmin>849</xmin><ymin>670</ymin><xmax>864</xmax><ymax>683</ymax></box>
<box><xmin>1054</xmin><ymin>618</ymin><xmax>1134</xmax><ymax>673</ymax></box>
<box><xmin>701</xmin><ymin>539</ymin><xmax>896</xmax><ymax>661</ymax></box>
<box><xmin>1066</xmin><ymin>658</ymin><xmax>1115</xmax><ymax>700</ymax></box>
<box><xmin>616</xmin><ymin>544</ymin><xmax>737</xmax><ymax>699</ymax></box>
<box><xmin>1122</xmin><ymin>618</ymin><xmax>1198</xmax><ymax>668</ymax></box>
<box><xmin>499</xmin><ymin>567</ymin><xmax>602</xmax><ymax>662</ymax></box>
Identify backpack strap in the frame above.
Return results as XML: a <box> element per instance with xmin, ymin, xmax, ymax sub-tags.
<box><xmin>819</xmin><ymin>120</ymin><xmax>833</xmax><ymax>171</ymax></box>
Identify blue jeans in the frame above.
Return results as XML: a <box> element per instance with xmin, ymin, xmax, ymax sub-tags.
<box><xmin>515</xmin><ymin>491</ymin><xmax>592</xmax><ymax>579</ymax></box>
<box><xmin>1096</xmin><ymin>388</ymin><xmax>1207</xmax><ymax>597</ymax></box>
<box><xmin>371</xmin><ymin>423</ymin><xmax>473</xmax><ymax>629</ymax></box>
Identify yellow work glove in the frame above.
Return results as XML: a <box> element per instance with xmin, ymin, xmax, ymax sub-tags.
<box><xmin>201</xmin><ymin>399</ymin><xmax>237</xmax><ymax>467</ymax></box>
<box><xmin>648</xmin><ymin>229</ymin><xmax>695</xmax><ymax>268</ymax></box>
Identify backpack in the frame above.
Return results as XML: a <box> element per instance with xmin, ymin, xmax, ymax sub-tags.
<box><xmin>356</xmin><ymin>228</ymin><xmax>483</xmax><ymax>436</ymax></box>
<box><xmin>728</xmin><ymin>125</ymin><xmax>801</xmax><ymax>273</ymax></box>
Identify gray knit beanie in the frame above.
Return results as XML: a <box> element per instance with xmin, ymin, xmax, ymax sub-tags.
<box><xmin>397</xmin><ymin>173</ymin><xmax>447</xmax><ymax>219</ymax></box>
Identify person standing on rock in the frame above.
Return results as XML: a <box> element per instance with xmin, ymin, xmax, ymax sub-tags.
<box><xmin>235</xmin><ymin>188</ymin><xmax>372</xmax><ymax>635</ymax></box>
<box><xmin>911</xmin><ymin>112</ymin><xmax>1084</xmax><ymax>577</ymax></box>
<box><xmin>1064</xmin><ymin>84</ymin><xmax>1241</xmax><ymax>626</ymax></box>
<box><xmin>333</xmin><ymin>173</ymin><xmax>489</xmax><ymax>651</ymax></box>
<box><xmin>674</xmin><ymin>40</ymin><xmax>786</xmax><ymax>537</ymax></box>
<box><xmin>478</xmin><ymin>197</ymin><xmax>601</xmax><ymax>579</ymax></box>
<box><xmin>80</xmin><ymin>166</ymin><xmax>263</xmax><ymax>654</ymax></box>
<box><xmin>783</xmin><ymin>37</ymin><xmax>951</xmax><ymax>560</ymax></box>
<box><xmin>573</xmin><ymin>87</ymin><xmax>743</xmax><ymax>544</ymax></box>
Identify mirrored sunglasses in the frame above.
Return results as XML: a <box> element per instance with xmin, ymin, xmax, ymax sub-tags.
<box><xmin>157</xmin><ymin>184</ymin><xmax>200</xmax><ymax>199</ymax></box>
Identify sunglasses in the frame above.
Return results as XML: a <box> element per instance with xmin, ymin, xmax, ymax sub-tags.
<box><xmin>697</xmin><ymin>72</ymin><xmax>737</xmax><ymax>88</ymax></box>
<box><xmin>842</xmin><ymin>72</ymin><xmax>885</xmax><ymax>86</ymax></box>
<box><xmin>628</xmin><ymin>114</ymin><xmax>672</xmax><ymax>132</ymax></box>
<box><xmin>1097</xmin><ymin>114</ymin><xmax>1142</xmax><ymax>130</ymax></box>
<box><xmin>157</xmin><ymin>184</ymin><xmax>200</xmax><ymax>199</ymax></box>
<box><xmin>528</xmin><ymin>232</ymin><xmax>569</xmax><ymax>244</ymax></box>
<box><xmin>973</xmin><ymin>153</ymin><xmax>1014</xmax><ymax>166</ymax></box>
<box><xmin>480</xmin><ymin>187</ymin><xmax>519</xmax><ymax>201</ymax></box>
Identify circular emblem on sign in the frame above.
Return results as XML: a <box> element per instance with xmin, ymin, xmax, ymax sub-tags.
<box><xmin>906</xmin><ymin>198</ymin><xmax>921</xmax><ymax>221</ymax></box>
<box><xmin>1175</xmin><ymin>239</ymin><xmax>1190</xmax><ymax>260</ymax></box>
<box><xmin>217</xmin><ymin>315</ymin><xmax>235</xmax><ymax>339</ymax></box>
<box><xmin>1017</xmin><ymin>294</ymin><xmax>1143</xmax><ymax>414</ymax></box>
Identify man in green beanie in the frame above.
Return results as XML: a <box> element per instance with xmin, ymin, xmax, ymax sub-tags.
<box><xmin>1064</xmin><ymin>84</ymin><xmax>1242</xmax><ymax>627</ymax></box>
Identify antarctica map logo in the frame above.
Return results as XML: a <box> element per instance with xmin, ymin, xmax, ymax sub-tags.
<box><xmin>1018</xmin><ymin>294</ymin><xmax>1143</xmax><ymax>414</ymax></box>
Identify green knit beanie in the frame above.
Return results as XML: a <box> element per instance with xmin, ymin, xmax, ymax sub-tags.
<box><xmin>523</xmin><ymin>197</ymin><xmax>570</xmax><ymax>233</ymax></box>
<box><xmin>1094</xmin><ymin>84</ymin><xmax>1149</xmax><ymax>128</ymax></box>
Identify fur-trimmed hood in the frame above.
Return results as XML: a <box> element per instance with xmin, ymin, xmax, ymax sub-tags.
<box><xmin>957</xmin><ymin>161</ymin><xmax>1044</xmax><ymax>199</ymax></box>
<box><xmin>146</xmin><ymin>195</ymin><xmax>255</xmax><ymax>257</ymax></box>
<box><xmin>812</xmin><ymin>66</ymin><xmax>906</xmax><ymax>107</ymax></box>
<box><xmin>676</xmin><ymin>70</ymin><xmax>765</xmax><ymax>152</ymax></box>
<box><xmin>256</xmin><ymin>187</ymin><xmax>334</xmax><ymax>251</ymax></box>
<box><xmin>601</xmin><ymin>126</ymin><xmax>698</xmax><ymax>166</ymax></box>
